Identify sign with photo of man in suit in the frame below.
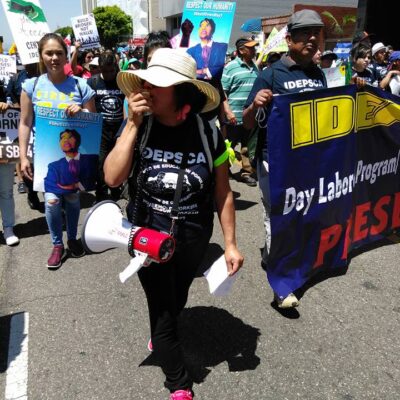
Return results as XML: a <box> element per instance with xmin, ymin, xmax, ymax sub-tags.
<box><xmin>182</xmin><ymin>1</ymin><xmax>236</xmax><ymax>80</ymax></box>
<box><xmin>34</xmin><ymin>107</ymin><xmax>102</xmax><ymax>193</ymax></box>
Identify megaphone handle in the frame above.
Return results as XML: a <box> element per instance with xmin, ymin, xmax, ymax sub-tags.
<box><xmin>119</xmin><ymin>253</ymin><xmax>149</xmax><ymax>283</ymax></box>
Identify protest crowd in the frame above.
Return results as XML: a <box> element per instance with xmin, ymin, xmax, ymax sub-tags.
<box><xmin>1</xmin><ymin>5</ymin><xmax>399</xmax><ymax>400</ymax></box>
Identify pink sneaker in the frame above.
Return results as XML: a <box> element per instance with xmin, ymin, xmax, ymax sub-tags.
<box><xmin>170</xmin><ymin>389</ymin><xmax>193</xmax><ymax>400</ymax></box>
<box><xmin>147</xmin><ymin>338</ymin><xmax>153</xmax><ymax>352</ymax></box>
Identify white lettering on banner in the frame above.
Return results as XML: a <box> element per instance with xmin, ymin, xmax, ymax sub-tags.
<box><xmin>282</xmin><ymin>150</ymin><xmax>400</xmax><ymax>216</ymax></box>
<box><xmin>283</xmin><ymin>187</ymin><xmax>315</xmax><ymax>216</ymax></box>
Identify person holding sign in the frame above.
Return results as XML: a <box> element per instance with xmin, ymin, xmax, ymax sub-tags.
<box><xmin>243</xmin><ymin>10</ymin><xmax>327</xmax><ymax>309</ymax></box>
<box><xmin>104</xmin><ymin>48</ymin><xmax>243</xmax><ymax>400</ymax></box>
<box><xmin>0</xmin><ymin>96</ymin><xmax>19</xmax><ymax>246</ymax></box>
<box><xmin>18</xmin><ymin>33</ymin><xmax>95</xmax><ymax>269</ymax></box>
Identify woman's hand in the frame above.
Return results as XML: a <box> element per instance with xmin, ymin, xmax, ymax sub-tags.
<box><xmin>127</xmin><ymin>91</ymin><xmax>152</xmax><ymax>126</ymax></box>
<box><xmin>65</xmin><ymin>103</ymin><xmax>83</xmax><ymax>116</ymax></box>
<box><xmin>0</xmin><ymin>102</ymin><xmax>9</xmax><ymax>113</ymax></box>
<box><xmin>20</xmin><ymin>157</ymin><xmax>33</xmax><ymax>180</ymax></box>
<box><xmin>224</xmin><ymin>244</ymin><xmax>244</xmax><ymax>276</ymax></box>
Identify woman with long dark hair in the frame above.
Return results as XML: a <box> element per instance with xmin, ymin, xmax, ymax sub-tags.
<box><xmin>19</xmin><ymin>33</ymin><xmax>96</xmax><ymax>268</ymax></box>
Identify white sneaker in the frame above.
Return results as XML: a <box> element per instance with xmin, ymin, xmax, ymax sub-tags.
<box><xmin>274</xmin><ymin>292</ymin><xmax>299</xmax><ymax>308</ymax></box>
<box><xmin>3</xmin><ymin>227</ymin><xmax>20</xmax><ymax>246</ymax></box>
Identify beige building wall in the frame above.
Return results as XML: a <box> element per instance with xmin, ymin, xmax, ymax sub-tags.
<box><xmin>149</xmin><ymin>0</ymin><xmax>167</xmax><ymax>32</ymax></box>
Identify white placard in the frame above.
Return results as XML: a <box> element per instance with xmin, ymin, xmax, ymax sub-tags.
<box><xmin>203</xmin><ymin>255</ymin><xmax>238</xmax><ymax>296</ymax></box>
<box><xmin>1</xmin><ymin>0</ymin><xmax>50</xmax><ymax>65</ymax></box>
<box><xmin>0</xmin><ymin>54</ymin><xmax>17</xmax><ymax>85</ymax></box>
<box><xmin>71</xmin><ymin>13</ymin><xmax>101</xmax><ymax>49</ymax></box>
<box><xmin>323</xmin><ymin>65</ymin><xmax>346</xmax><ymax>88</ymax></box>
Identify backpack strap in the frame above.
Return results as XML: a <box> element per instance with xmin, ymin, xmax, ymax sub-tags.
<box><xmin>32</xmin><ymin>75</ymin><xmax>40</xmax><ymax>97</ymax></box>
<box><xmin>73</xmin><ymin>77</ymin><xmax>83</xmax><ymax>101</ymax></box>
<box><xmin>196</xmin><ymin>114</ymin><xmax>217</xmax><ymax>173</ymax></box>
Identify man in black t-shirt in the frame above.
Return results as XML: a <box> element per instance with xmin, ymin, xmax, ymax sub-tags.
<box><xmin>243</xmin><ymin>9</ymin><xmax>328</xmax><ymax>309</ymax></box>
<box><xmin>88</xmin><ymin>51</ymin><xmax>125</xmax><ymax>202</ymax></box>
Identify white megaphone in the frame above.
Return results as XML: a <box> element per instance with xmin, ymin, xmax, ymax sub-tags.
<box><xmin>81</xmin><ymin>201</ymin><xmax>175</xmax><ymax>283</ymax></box>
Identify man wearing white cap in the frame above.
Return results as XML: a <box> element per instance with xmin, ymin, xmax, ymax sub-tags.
<box><xmin>371</xmin><ymin>42</ymin><xmax>388</xmax><ymax>83</ymax></box>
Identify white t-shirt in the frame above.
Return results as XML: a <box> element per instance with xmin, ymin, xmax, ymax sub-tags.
<box><xmin>389</xmin><ymin>75</ymin><xmax>400</xmax><ymax>96</ymax></box>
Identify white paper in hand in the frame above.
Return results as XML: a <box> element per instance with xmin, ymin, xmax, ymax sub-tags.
<box><xmin>203</xmin><ymin>255</ymin><xmax>238</xmax><ymax>296</ymax></box>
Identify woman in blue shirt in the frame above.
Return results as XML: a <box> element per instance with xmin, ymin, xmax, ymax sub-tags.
<box><xmin>18</xmin><ymin>33</ymin><xmax>96</xmax><ymax>269</ymax></box>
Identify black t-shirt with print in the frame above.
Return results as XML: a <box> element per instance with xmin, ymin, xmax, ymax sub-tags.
<box><xmin>128</xmin><ymin>115</ymin><xmax>226</xmax><ymax>236</ymax></box>
<box><xmin>87</xmin><ymin>74</ymin><xmax>124</xmax><ymax>127</ymax></box>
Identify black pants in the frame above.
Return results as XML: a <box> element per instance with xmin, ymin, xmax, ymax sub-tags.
<box><xmin>137</xmin><ymin>228</ymin><xmax>212</xmax><ymax>392</ymax></box>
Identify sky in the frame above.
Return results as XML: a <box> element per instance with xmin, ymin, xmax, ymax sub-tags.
<box><xmin>0</xmin><ymin>0</ymin><xmax>82</xmax><ymax>49</ymax></box>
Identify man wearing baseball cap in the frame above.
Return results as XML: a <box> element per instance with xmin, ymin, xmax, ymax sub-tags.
<box><xmin>371</xmin><ymin>42</ymin><xmax>388</xmax><ymax>83</ymax></box>
<box><xmin>320</xmin><ymin>50</ymin><xmax>338</xmax><ymax>69</ymax></box>
<box><xmin>222</xmin><ymin>37</ymin><xmax>259</xmax><ymax>186</ymax></box>
<box><xmin>242</xmin><ymin>9</ymin><xmax>327</xmax><ymax>309</ymax></box>
<box><xmin>352</xmin><ymin>31</ymin><xmax>371</xmax><ymax>49</ymax></box>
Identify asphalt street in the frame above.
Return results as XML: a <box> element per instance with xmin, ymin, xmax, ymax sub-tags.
<box><xmin>0</xmin><ymin>174</ymin><xmax>399</xmax><ymax>400</ymax></box>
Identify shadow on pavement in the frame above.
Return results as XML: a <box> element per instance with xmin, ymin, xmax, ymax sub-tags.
<box><xmin>13</xmin><ymin>216</ymin><xmax>48</xmax><ymax>239</ymax></box>
<box><xmin>0</xmin><ymin>313</ymin><xmax>27</xmax><ymax>374</ymax></box>
<box><xmin>140</xmin><ymin>306</ymin><xmax>261</xmax><ymax>383</ymax></box>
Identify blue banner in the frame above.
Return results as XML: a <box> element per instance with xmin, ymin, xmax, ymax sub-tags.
<box><xmin>267</xmin><ymin>86</ymin><xmax>400</xmax><ymax>297</ymax></box>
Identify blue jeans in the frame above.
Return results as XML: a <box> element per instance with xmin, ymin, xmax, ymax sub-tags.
<box><xmin>0</xmin><ymin>163</ymin><xmax>16</xmax><ymax>229</ymax></box>
<box><xmin>44</xmin><ymin>192</ymin><xmax>80</xmax><ymax>245</ymax></box>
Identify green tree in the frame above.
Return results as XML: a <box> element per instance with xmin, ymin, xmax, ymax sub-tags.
<box><xmin>54</xmin><ymin>26</ymin><xmax>74</xmax><ymax>39</ymax></box>
<box><xmin>321</xmin><ymin>11</ymin><xmax>356</xmax><ymax>37</ymax></box>
<box><xmin>93</xmin><ymin>6</ymin><xmax>132</xmax><ymax>49</ymax></box>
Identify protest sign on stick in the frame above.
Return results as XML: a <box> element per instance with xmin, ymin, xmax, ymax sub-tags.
<box><xmin>0</xmin><ymin>54</ymin><xmax>17</xmax><ymax>85</ymax></box>
<box><xmin>182</xmin><ymin>1</ymin><xmax>236</xmax><ymax>80</ymax></box>
<box><xmin>71</xmin><ymin>14</ymin><xmax>101</xmax><ymax>49</ymax></box>
<box><xmin>1</xmin><ymin>0</ymin><xmax>50</xmax><ymax>64</ymax></box>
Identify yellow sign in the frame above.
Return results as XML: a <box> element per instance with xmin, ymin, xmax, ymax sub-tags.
<box><xmin>290</xmin><ymin>91</ymin><xmax>400</xmax><ymax>149</ymax></box>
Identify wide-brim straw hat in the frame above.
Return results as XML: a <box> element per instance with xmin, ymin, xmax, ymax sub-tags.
<box><xmin>117</xmin><ymin>48</ymin><xmax>220</xmax><ymax>114</ymax></box>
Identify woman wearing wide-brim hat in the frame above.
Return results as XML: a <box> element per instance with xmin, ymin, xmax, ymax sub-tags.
<box><xmin>104</xmin><ymin>48</ymin><xmax>244</xmax><ymax>400</ymax></box>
